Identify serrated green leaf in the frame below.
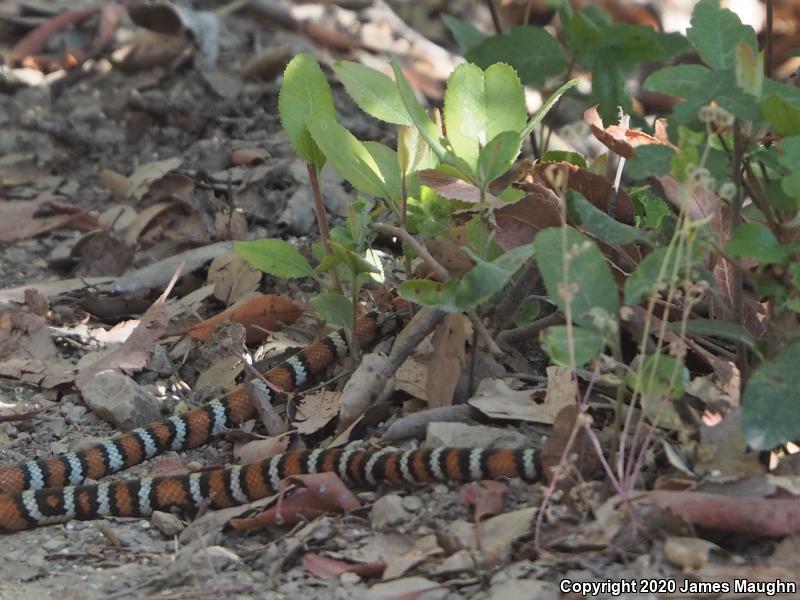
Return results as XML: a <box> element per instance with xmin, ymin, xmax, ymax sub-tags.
<box><xmin>478</xmin><ymin>131</ymin><xmax>522</xmax><ymax>185</ymax></box>
<box><xmin>541</xmin><ymin>325</ymin><xmax>604</xmax><ymax>367</ymax></box>
<box><xmin>533</xmin><ymin>227</ymin><xmax>619</xmax><ymax>331</ymax></box>
<box><xmin>726</xmin><ymin>222</ymin><xmax>786</xmax><ymax>264</ymax></box>
<box><xmin>644</xmin><ymin>64</ymin><xmax>712</xmax><ymax>97</ymax></box>
<box><xmin>743</xmin><ymin>342</ymin><xmax>800</xmax><ymax>449</ymax></box>
<box><xmin>687</xmin><ymin>0</ymin><xmax>757</xmax><ymax>70</ymax></box>
<box><xmin>278</xmin><ymin>54</ymin><xmax>335</xmax><ymax>167</ymax></box>
<box><xmin>311</xmin><ymin>293</ymin><xmax>353</xmax><ymax>330</ymax></box>
<box><xmin>306</xmin><ymin>115</ymin><xmax>388</xmax><ymax>199</ymax></box>
<box><xmin>333</xmin><ymin>61</ymin><xmax>412</xmax><ymax>126</ymax></box>
<box><xmin>398</xmin><ymin>244</ymin><xmax>533</xmax><ymax>312</ymax></box>
<box><xmin>441</xmin><ymin>14</ymin><xmax>486</xmax><ymax>53</ymax></box>
<box><xmin>626</xmin><ymin>145</ymin><xmax>676</xmax><ymax>179</ymax></box>
<box><xmin>443</xmin><ymin>63</ymin><xmax>526</xmax><ymax>174</ymax></box>
<box><xmin>235</xmin><ymin>239</ymin><xmax>314</xmax><ymax>279</ymax></box>
<box><xmin>391</xmin><ymin>59</ymin><xmax>448</xmax><ymax>162</ymax></box>
<box><xmin>568</xmin><ymin>191</ymin><xmax>652</xmax><ymax>245</ymax></box>
<box><xmin>466</xmin><ymin>26</ymin><xmax>567</xmax><ymax>87</ymax></box>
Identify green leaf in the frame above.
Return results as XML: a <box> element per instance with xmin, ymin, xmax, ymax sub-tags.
<box><xmin>398</xmin><ymin>244</ymin><xmax>533</xmax><ymax>312</ymax></box>
<box><xmin>644</xmin><ymin>64</ymin><xmax>712</xmax><ymax>98</ymax></box>
<box><xmin>626</xmin><ymin>145</ymin><xmax>676</xmax><ymax>179</ymax></box>
<box><xmin>514</xmin><ymin>296</ymin><xmax>540</xmax><ymax>326</ymax></box>
<box><xmin>735</xmin><ymin>43</ymin><xmax>763</xmax><ymax>97</ymax></box>
<box><xmin>478</xmin><ymin>131</ymin><xmax>522</xmax><ymax>184</ymax></box>
<box><xmin>568</xmin><ymin>191</ymin><xmax>652</xmax><ymax>245</ymax></box>
<box><xmin>306</xmin><ymin>115</ymin><xmax>388</xmax><ymax>198</ymax></box>
<box><xmin>627</xmin><ymin>354</ymin><xmax>689</xmax><ymax>402</ymax></box>
<box><xmin>624</xmin><ymin>245</ymin><xmax>701</xmax><ymax>305</ymax></box>
<box><xmin>540</xmin><ymin>150</ymin><xmax>587</xmax><ymax>168</ymax></box>
<box><xmin>278</xmin><ymin>53</ymin><xmax>335</xmax><ymax>167</ymax></box>
<box><xmin>399</xmin><ymin>125</ymin><xmax>437</xmax><ymax>177</ymax></box>
<box><xmin>311</xmin><ymin>293</ymin><xmax>353</xmax><ymax>330</ymax></box>
<box><xmin>315</xmin><ymin>240</ymin><xmax>378</xmax><ymax>278</ymax></box>
<box><xmin>520</xmin><ymin>79</ymin><xmax>579</xmax><ymax>139</ymax></box>
<box><xmin>465</xmin><ymin>26</ymin><xmax>567</xmax><ymax>88</ymax></box>
<box><xmin>235</xmin><ymin>239</ymin><xmax>314</xmax><ymax>279</ymax></box>
<box><xmin>443</xmin><ymin>63</ymin><xmax>526</xmax><ymax>174</ymax></box>
<box><xmin>762</xmin><ymin>93</ymin><xmax>800</xmax><ymax>136</ymax></box>
<box><xmin>541</xmin><ymin>325</ymin><xmax>604</xmax><ymax>367</ymax></box>
<box><xmin>743</xmin><ymin>342</ymin><xmax>800</xmax><ymax>449</ymax></box>
<box><xmin>726</xmin><ymin>223</ymin><xmax>786</xmax><ymax>264</ymax></box>
<box><xmin>332</xmin><ymin>61</ymin><xmax>412</xmax><ymax>126</ymax></box>
<box><xmin>362</xmin><ymin>141</ymin><xmax>402</xmax><ymax>204</ymax></box>
<box><xmin>778</xmin><ymin>135</ymin><xmax>800</xmax><ymax>169</ymax></box>
<box><xmin>390</xmin><ymin>59</ymin><xmax>448</xmax><ymax>162</ymax></box>
<box><xmin>441</xmin><ymin>14</ymin><xmax>486</xmax><ymax>53</ymax></box>
<box><xmin>687</xmin><ymin>0</ymin><xmax>757</xmax><ymax>71</ymax></box>
<box><xmin>666</xmin><ymin>318</ymin><xmax>760</xmax><ymax>358</ymax></box>
<box><xmin>591</xmin><ymin>59</ymin><xmax>630</xmax><ymax>121</ymax></box>
<box><xmin>533</xmin><ymin>227</ymin><xmax>619</xmax><ymax>332</ymax></box>
<box><xmin>631</xmin><ymin>187</ymin><xmax>671</xmax><ymax>230</ymax></box>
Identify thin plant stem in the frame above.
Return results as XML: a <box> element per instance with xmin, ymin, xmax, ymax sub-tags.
<box><xmin>307</xmin><ymin>163</ymin><xmax>342</xmax><ymax>293</ymax></box>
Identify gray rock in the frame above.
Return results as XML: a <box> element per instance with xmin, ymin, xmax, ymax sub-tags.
<box><xmin>370</xmin><ymin>494</ymin><xmax>411</xmax><ymax>530</ymax></box>
<box><xmin>81</xmin><ymin>370</ymin><xmax>160</xmax><ymax>429</ymax></box>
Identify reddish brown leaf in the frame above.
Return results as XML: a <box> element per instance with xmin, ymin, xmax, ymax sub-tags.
<box><xmin>229</xmin><ymin>472</ymin><xmax>361</xmax><ymax>530</ymax></box>
<box><xmin>0</xmin><ymin>196</ymin><xmax>103</xmax><ymax>243</ymax></box>
<box><xmin>532</xmin><ymin>162</ymin><xmax>635</xmax><ymax>225</ymax></box>
<box><xmin>584</xmin><ymin>105</ymin><xmax>676</xmax><ymax>159</ymax></box>
<box><xmin>494</xmin><ymin>183</ymin><xmax>563</xmax><ymax>250</ymax></box>
<box><xmin>461</xmin><ymin>480</ymin><xmax>509</xmax><ymax>521</ymax></box>
<box><xmin>643</xmin><ymin>490</ymin><xmax>800</xmax><ymax>537</ymax></box>
<box><xmin>426</xmin><ymin>314</ymin><xmax>465</xmax><ymax>407</ymax></box>
<box><xmin>302</xmin><ymin>553</ymin><xmax>386</xmax><ymax>579</ymax></box>
<box><xmin>188</xmin><ymin>293</ymin><xmax>302</xmax><ymax>344</ymax></box>
<box><xmin>75</xmin><ymin>299</ymin><xmax>169</xmax><ymax>390</ymax></box>
<box><xmin>418</xmin><ymin>170</ymin><xmax>502</xmax><ymax>206</ymax></box>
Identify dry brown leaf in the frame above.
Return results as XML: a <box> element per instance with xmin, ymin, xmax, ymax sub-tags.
<box><xmin>233</xmin><ymin>434</ymin><xmax>291</xmax><ymax>466</ymax></box>
<box><xmin>337</xmin><ymin>353</ymin><xmax>394</xmax><ymax>434</ymax></box>
<box><xmin>292</xmin><ymin>391</ymin><xmax>341</xmax><ymax>435</ymax></box>
<box><xmin>584</xmin><ymin>105</ymin><xmax>675</xmax><ymax>159</ymax></box>
<box><xmin>0</xmin><ymin>196</ymin><xmax>102</xmax><ymax>243</ymax></box>
<box><xmin>127</xmin><ymin>157</ymin><xmax>183</xmax><ymax>201</ymax></box>
<box><xmin>206</xmin><ymin>251</ymin><xmax>262</xmax><ymax>305</ymax></box>
<box><xmin>418</xmin><ymin>170</ymin><xmax>501</xmax><ymax>206</ymax></box>
<box><xmin>426</xmin><ymin>314</ymin><xmax>465</xmax><ymax>408</ymax></box>
<box><xmin>99</xmin><ymin>168</ymin><xmax>131</xmax><ymax>202</ymax></box>
<box><xmin>188</xmin><ymin>293</ymin><xmax>302</xmax><ymax>344</ymax></box>
<box><xmin>75</xmin><ymin>298</ymin><xmax>169</xmax><ymax>390</ymax></box>
<box><xmin>395</xmin><ymin>357</ymin><xmax>429</xmax><ymax>402</ymax></box>
<box><xmin>664</xmin><ymin>535</ymin><xmax>717</xmax><ymax>570</ymax></box>
<box><xmin>0</xmin><ymin>312</ymin><xmax>74</xmax><ymax>388</ymax></box>
<box><xmin>423</xmin><ymin>235</ymin><xmax>474</xmax><ymax>278</ymax></box>
<box><xmin>468</xmin><ymin>368</ymin><xmax>572</xmax><ymax>425</ymax></box>
<box><xmin>533</xmin><ymin>162</ymin><xmax>634</xmax><ymax>225</ymax></box>
<box><xmin>494</xmin><ymin>183</ymin><xmax>563</xmax><ymax>250</ymax></box>
<box><xmin>303</xmin><ymin>553</ymin><xmax>386</xmax><ymax>579</ymax></box>
<box><xmin>229</xmin><ymin>472</ymin><xmax>361</xmax><ymax>530</ymax></box>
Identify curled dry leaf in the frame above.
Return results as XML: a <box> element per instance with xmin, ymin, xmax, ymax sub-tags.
<box><xmin>423</xmin><ymin>234</ymin><xmax>474</xmax><ymax>278</ymax></box>
<box><xmin>337</xmin><ymin>353</ymin><xmax>394</xmax><ymax>434</ymax></box>
<box><xmin>0</xmin><ymin>196</ymin><xmax>102</xmax><ymax>243</ymax></box>
<box><xmin>207</xmin><ymin>251</ymin><xmax>262</xmax><ymax>305</ymax></box>
<box><xmin>229</xmin><ymin>472</ymin><xmax>361</xmax><ymax>530</ymax></box>
<box><xmin>461</xmin><ymin>481</ymin><xmax>509</xmax><ymax>522</ymax></box>
<box><xmin>533</xmin><ymin>161</ymin><xmax>634</xmax><ymax>225</ymax></box>
<box><xmin>75</xmin><ymin>298</ymin><xmax>169</xmax><ymax>390</ymax></box>
<box><xmin>233</xmin><ymin>433</ymin><xmax>291</xmax><ymax>466</ymax></box>
<box><xmin>127</xmin><ymin>158</ymin><xmax>183</xmax><ymax>201</ymax></box>
<box><xmin>292</xmin><ymin>391</ymin><xmax>342</xmax><ymax>435</ymax></box>
<box><xmin>418</xmin><ymin>170</ymin><xmax>502</xmax><ymax>207</ymax></box>
<box><xmin>302</xmin><ymin>553</ymin><xmax>386</xmax><ymax>579</ymax></box>
<box><xmin>426</xmin><ymin>314</ymin><xmax>466</xmax><ymax>408</ymax></box>
<box><xmin>584</xmin><ymin>105</ymin><xmax>676</xmax><ymax>159</ymax></box>
<box><xmin>494</xmin><ymin>183</ymin><xmax>563</xmax><ymax>250</ymax></box>
<box><xmin>188</xmin><ymin>293</ymin><xmax>302</xmax><ymax>344</ymax></box>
